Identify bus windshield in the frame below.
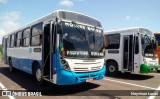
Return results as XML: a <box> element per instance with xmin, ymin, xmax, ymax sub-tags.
<box><xmin>60</xmin><ymin>21</ymin><xmax>104</xmax><ymax>58</ymax></box>
<box><xmin>141</xmin><ymin>34</ymin><xmax>157</xmax><ymax>58</ymax></box>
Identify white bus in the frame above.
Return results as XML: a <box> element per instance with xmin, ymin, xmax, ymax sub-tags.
<box><xmin>2</xmin><ymin>10</ymin><xmax>106</xmax><ymax>85</ymax></box>
<box><xmin>104</xmin><ymin>27</ymin><xmax>158</xmax><ymax>75</ymax></box>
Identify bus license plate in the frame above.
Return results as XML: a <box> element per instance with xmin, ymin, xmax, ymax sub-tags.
<box><xmin>86</xmin><ymin>78</ymin><xmax>93</xmax><ymax>82</ymax></box>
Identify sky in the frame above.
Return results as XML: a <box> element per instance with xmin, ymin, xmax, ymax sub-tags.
<box><xmin>0</xmin><ymin>0</ymin><xmax>160</xmax><ymax>44</ymax></box>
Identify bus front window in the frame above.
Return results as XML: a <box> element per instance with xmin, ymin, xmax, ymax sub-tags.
<box><xmin>60</xmin><ymin>21</ymin><xmax>104</xmax><ymax>58</ymax></box>
<box><xmin>141</xmin><ymin>35</ymin><xmax>157</xmax><ymax>58</ymax></box>
<box><xmin>88</xmin><ymin>29</ymin><xmax>104</xmax><ymax>52</ymax></box>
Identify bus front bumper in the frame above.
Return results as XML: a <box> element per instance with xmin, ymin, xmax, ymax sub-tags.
<box><xmin>56</xmin><ymin>66</ymin><xmax>106</xmax><ymax>85</ymax></box>
<box><xmin>140</xmin><ymin>64</ymin><xmax>158</xmax><ymax>73</ymax></box>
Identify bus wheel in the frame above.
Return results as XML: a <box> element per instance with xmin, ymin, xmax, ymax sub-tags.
<box><xmin>34</xmin><ymin>65</ymin><xmax>43</xmax><ymax>84</ymax></box>
<box><xmin>107</xmin><ymin>61</ymin><xmax>118</xmax><ymax>76</ymax></box>
<box><xmin>9</xmin><ymin>59</ymin><xmax>14</xmax><ymax>72</ymax></box>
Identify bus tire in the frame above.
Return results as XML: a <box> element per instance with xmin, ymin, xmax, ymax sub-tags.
<box><xmin>106</xmin><ymin>61</ymin><xmax>118</xmax><ymax>76</ymax></box>
<box><xmin>34</xmin><ymin>65</ymin><xmax>43</xmax><ymax>84</ymax></box>
<box><xmin>9</xmin><ymin>58</ymin><xmax>14</xmax><ymax>73</ymax></box>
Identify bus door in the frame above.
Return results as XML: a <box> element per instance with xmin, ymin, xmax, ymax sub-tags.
<box><xmin>123</xmin><ymin>35</ymin><xmax>135</xmax><ymax>72</ymax></box>
<box><xmin>2</xmin><ymin>38</ymin><xmax>8</xmax><ymax>64</ymax></box>
<box><xmin>133</xmin><ymin>35</ymin><xmax>140</xmax><ymax>73</ymax></box>
<box><xmin>43</xmin><ymin>21</ymin><xmax>56</xmax><ymax>82</ymax></box>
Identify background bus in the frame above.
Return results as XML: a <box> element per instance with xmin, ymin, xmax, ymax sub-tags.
<box><xmin>2</xmin><ymin>10</ymin><xmax>106</xmax><ymax>85</ymax></box>
<box><xmin>104</xmin><ymin>27</ymin><xmax>158</xmax><ymax>75</ymax></box>
<box><xmin>153</xmin><ymin>32</ymin><xmax>160</xmax><ymax>72</ymax></box>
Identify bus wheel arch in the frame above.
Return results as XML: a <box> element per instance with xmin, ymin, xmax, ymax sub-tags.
<box><xmin>106</xmin><ymin>59</ymin><xmax>119</xmax><ymax>76</ymax></box>
<box><xmin>32</xmin><ymin>61</ymin><xmax>43</xmax><ymax>84</ymax></box>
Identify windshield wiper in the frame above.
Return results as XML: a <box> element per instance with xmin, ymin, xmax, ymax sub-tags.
<box><xmin>72</xmin><ymin>21</ymin><xmax>87</xmax><ymax>40</ymax></box>
<box><xmin>93</xmin><ymin>27</ymin><xmax>97</xmax><ymax>45</ymax></box>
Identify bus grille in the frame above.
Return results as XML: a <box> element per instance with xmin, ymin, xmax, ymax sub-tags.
<box><xmin>73</xmin><ymin>66</ymin><xmax>102</xmax><ymax>72</ymax></box>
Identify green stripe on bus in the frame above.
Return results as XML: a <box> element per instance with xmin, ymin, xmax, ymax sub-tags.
<box><xmin>140</xmin><ymin>64</ymin><xmax>150</xmax><ymax>73</ymax></box>
<box><xmin>140</xmin><ymin>64</ymin><xmax>158</xmax><ymax>73</ymax></box>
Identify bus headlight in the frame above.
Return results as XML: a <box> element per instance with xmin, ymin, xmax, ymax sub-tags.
<box><xmin>60</xmin><ymin>58</ymin><xmax>70</xmax><ymax>71</ymax></box>
<box><xmin>143</xmin><ymin>59</ymin><xmax>147</xmax><ymax>65</ymax></box>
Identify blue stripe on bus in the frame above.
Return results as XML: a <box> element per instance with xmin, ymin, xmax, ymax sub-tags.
<box><xmin>11</xmin><ymin>57</ymin><xmax>42</xmax><ymax>74</ymax></box>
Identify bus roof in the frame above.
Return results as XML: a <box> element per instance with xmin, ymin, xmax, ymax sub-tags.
<box><xmin>104</xmin><ymin>27</ymin><xmax>154</xmax><ymax>36</ymax></box>
<box><xmin>3</xmin><ymin>10</ymin><xmax>102</xmax><ymax>37</ymax></box>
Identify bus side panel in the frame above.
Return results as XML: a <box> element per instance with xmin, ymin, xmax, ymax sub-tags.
<box><xmin>133</xmin><ymin>54</ymin><xmax>141</xmax><ymax>73</ymax></box>
<box><xmin>11</xmin><ymin>48</ymin><xmax>19</xmax><ymax>69</ymax></box>
<box><xmin>28</xmin><ymin>47</ymin><xmax>42</xmax><ymax>74</ymax></box>
<box><xmin>12</xmin><ymin>57</ymin><xmax>19</xmax><ymax>69</ymax></box>
<box><xmin>105</xmin><ymin>49</ymin><xmax>122</xmax><ymax>71</ymax></box>
<box><xmin>20</xmin><ymin>59</ymin><xmax>42</xmax><ymax>74</ymax></box>
<box><xmin>51</xmin><ymin>48</ymin><xmax>60</xmax><ymax>84</ymax></box>
<box><xmin>17</xmin><ymin>47</ymin><xmax>30</xmax><ymax>74</ymax></box>
<box><xmin>2</xmin><ymin>38</ymin><xmax>8</xmax><ymax>64</ymax></box>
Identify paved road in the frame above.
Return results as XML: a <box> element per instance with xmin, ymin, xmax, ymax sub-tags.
<box><xmin>0</xmin><ymin>60</ymin><xmax>160</xmax><ymax>99</ymax></box>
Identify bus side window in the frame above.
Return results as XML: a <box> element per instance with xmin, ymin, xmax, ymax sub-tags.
<box><xmin>106</xmin><ymin>34</ymin><xmax>120</xmax><ymax>49</ymax></box>
<box><xmin>15</xmin><ymin>31</ymin><xmax>22</xmax><ymax>47</ymax></box>
<box><xmin>22</xmin><ymin>28</ymin><xmax>30</xmax><ymax>47</ymax></box>
<box><xmin>31</xmin><ymin>23</ymin><xmax>43</xmax><ymax>46</ymax></box>
<box><xmin>14</xmin><ymin>33</ymin><xmax>17</xmax><ymax>47</ymax></box>
<box><xmin>16</xmin><ymin>32</ymin><xmax>19</xmax><ymax>47</ymax></box>
<box><xmin>10</xmin><ymin>34</ymin><xmax>15</xmax><ymax>48</ymax></box>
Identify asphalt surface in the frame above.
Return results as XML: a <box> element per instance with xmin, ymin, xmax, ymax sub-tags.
<box><xmin>0</xmin><ymin>60</ymin><xmax>160</xmax><ymax>99</ymax></box>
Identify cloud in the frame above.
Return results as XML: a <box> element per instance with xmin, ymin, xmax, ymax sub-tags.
<box><xmin>0</xmin><ymin>29</ymin><xmax>6</xmax><ymax>36</ymax></box>
<box><xmin>125</xmin><ymin>15</ymin><xmax>146</xmax><ymax>21</ymax></box>
<box><xmin>0</xmin><ymin>11</ymin><xmax>20</xmax><ymax>21</ymax></box>
<box><xmin>0</xmin><ymin>0</ymin><xmax>7</xmax><ymax>4</ymax></box>
<box><xmin>135</xmin><ymin>17</ymin><xmax>141</xmax><ymax>21</ymax></box>
<box><xmin>59</xmin><ymin>0</ymin><xmax>74</xmax><ymax>7</ymax></box>
<box><xmin>0</xmin><ymin>11</ymin><xmax>20</xmax><ymax>32</ymax></box>
<box><xmin>125</xmin><ymin>16</ymin><xmax>131</xmax><ymax>21</ymax></box>
<box><xmin>0</xmin><ymin>11</ymin><xmax>21</xmax><ymax>44</ymax></box>
<box><xmin>73</xmin><ymin>0</ymin><xmax>85</xmax><ymax>1</ymax></box>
